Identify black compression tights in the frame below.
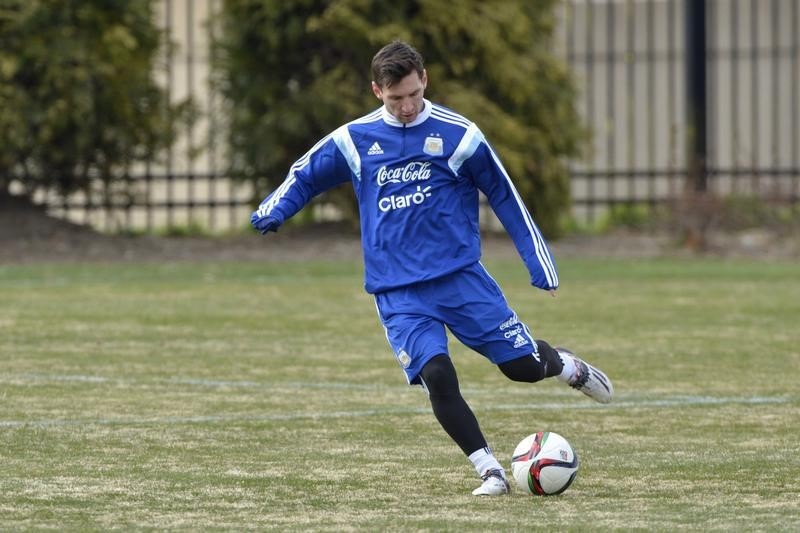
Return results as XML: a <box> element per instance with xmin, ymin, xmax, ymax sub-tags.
<box><xmin>418</xmin><ymin>355</ymin><xmax>487</xmax><ymax>455</ymax></box>
<box><xmin>497</xmin><ymin>339</ymin><xmax>564</xmax><ymax>382</ymax></box>
<box><xmin>418</xmin><ymin>341</ymin><xmax>564</xmax><ymax>456</ymax></box>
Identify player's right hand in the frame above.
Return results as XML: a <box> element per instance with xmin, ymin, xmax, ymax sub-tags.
<box><xmin>250</xmin><ymin>212</ymin><xmax>280</xmax><ymax>234</ymax></box>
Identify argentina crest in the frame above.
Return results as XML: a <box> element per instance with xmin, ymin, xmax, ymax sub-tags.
<box><xmin>423</xmin><ymin>135</ymin><xmax>443</xmax><ymax>156</ymax></box>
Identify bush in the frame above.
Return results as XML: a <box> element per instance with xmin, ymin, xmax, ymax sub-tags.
<box><xmin>0</xmin><ymin>0</ymin><xmax>188</xmax><ymax>202</ymax></box>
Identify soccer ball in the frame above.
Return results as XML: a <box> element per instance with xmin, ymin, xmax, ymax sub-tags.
<box><xmin>510</xmin><ymin>431</ymin><xmax>579</xmax><ymax>495</ymax></box>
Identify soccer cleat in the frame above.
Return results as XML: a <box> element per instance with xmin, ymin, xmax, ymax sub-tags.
<box><xmin>472</xmin><ymin>469</ymin><xmax>511</xmax><ymax>496</ymax></box>
<box><xmin>557</xmin><ymin>347</ymin><xmax>614</xmax><ymax>404</ymax></box>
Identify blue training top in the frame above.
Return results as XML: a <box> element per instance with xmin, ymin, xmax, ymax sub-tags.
<box><xmin>252</xmin><ymin>99</ymin><xmax>559</xmax><ymax>294</ymax></box>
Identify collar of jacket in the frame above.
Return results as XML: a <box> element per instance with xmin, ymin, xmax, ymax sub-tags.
<box><xmin>381</xmin><ymin>99</ymin><xmax>432</xmax><ymax>128</ymax></box>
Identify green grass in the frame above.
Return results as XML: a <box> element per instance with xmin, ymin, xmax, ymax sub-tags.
<box><xmin>0</xmin><ymin>257</ymin><xmax>798</xmax><ymax>531</ymax></box>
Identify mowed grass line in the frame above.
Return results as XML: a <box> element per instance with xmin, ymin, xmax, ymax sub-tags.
<box><xmin>0</xmin><ymin>258</ymin><xmax>798</xmax><ymax>531</ymax></box>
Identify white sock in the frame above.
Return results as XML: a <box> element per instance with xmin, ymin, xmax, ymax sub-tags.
<box><xmin>557</xmin><ymin>351</ymin><xmax>577</xmax><ymax>383</ymax></box>
<box><xmin>468</xmin><ymin>447</ymin><xmax>504</xmax><ymax>477</ymax></box>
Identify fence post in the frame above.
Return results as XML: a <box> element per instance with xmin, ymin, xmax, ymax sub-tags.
<box><xmin>686</xmin><ymin>0</ymin><xmax>707</xmax><ymax>192</ymax></box>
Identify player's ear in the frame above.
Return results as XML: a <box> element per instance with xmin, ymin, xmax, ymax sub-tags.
<box><xmin>421</xmin><ymin>69</ymin><xmax>428</xmax><ymax>89</ymax></box>
<box><xmin>371</xmin><ymin>81</ymin><xmax>383</xmax><ymax>100</ymax></box>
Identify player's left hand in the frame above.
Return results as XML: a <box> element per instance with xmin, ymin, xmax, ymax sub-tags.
<box><xmin>250</xmin><ymin>212</ymin><xmax>280</xmax><ymax>234</ymax></box>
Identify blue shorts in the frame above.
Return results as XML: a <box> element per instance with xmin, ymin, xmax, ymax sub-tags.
<box><xmin>374</xmin><ymin>262</ymin><xmax>538</xmax><ymax>385</ymax></box>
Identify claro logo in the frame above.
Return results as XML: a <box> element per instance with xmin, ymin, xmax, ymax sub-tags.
<box><xmin>378</xmin><ymin>185</ymin><xmax>432</xmax><ymax>212</ymax></box>
<box><xmin>376</xmin><ymin>161</ymin><xmax>431</xmax><ymax>187</ymax></box>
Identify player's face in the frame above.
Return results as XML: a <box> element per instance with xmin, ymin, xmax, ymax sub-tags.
<box><xmin>372</xmin><ymin>70</ymin><xmax>427</xmax><ymax>124</ymax></box>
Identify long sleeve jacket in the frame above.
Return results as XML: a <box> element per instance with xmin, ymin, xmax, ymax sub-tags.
<box><xmin>254</xmin><ymin>99</ymin><xmax>558</xmax><ymax>294</ymax></box>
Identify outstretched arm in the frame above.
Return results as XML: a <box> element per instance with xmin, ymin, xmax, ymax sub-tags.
<box><xmin>251</xmin><ymin>134</ymin><xmax>351</xmax><ymax>234</ymax></box>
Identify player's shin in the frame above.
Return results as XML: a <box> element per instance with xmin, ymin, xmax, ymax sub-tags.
<box><xmin>419</xmin><ymin>355</ymin><xmax>487</xmax><ymax>455</ymax></box>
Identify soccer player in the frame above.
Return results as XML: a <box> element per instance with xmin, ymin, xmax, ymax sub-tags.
<box><xmin>251</xmin><ymin>41</ymin><xmax>613</xmax><ymax>496</ymax></box>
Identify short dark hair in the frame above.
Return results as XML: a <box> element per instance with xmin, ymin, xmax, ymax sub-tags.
<box><xmin>371</xmin><ymin>41</ymin><xmax>424</xmax><ymax>88</ymax></box>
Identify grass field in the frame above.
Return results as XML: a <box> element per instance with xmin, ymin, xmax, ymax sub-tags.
<box><xmin>1</xmin><ymin>256</ymin><xmax>798</xmax><ymax>531</ymax></box>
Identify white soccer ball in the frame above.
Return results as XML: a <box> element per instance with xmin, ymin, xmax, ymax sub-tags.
<box><xmin>510</xmin><ymin>431</ymin><xmax>579</xmax><ymax>495</ymax></box>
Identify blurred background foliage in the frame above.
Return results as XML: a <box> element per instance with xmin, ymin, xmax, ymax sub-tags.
<box><xmin>0</xmin><ymin>0</ymin><xmax>190</xmax><ymax>202</ymax></box>
<box><xmin>0</xmin><ymin>0</ymin><xmax>584</xmax><ymax>238</ymax></box>
<box><xmin>213</xmin><ymin>0</ymin><xmax>586</xmax><ymax>237</ymax></box>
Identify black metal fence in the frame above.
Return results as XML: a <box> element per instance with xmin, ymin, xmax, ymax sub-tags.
<box><xmin>38</xmin><ymin>0</ymin><xmax>800</xmax><ymax>232</ymax></box>
<box><xmin>561</xmin><ymin>0</ymin><xmax>800</xmax><ymax>223</ymax></box>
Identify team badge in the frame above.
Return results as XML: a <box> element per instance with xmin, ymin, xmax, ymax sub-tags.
<box><xmin>397</xmin><ymin>349</ymin><xmax>412</xmax><ymax>368</ymax></box>
<box><xmin>423</xmin><ymin>136</ymin><xmax>443</xmax><ymax>156</ymax></box>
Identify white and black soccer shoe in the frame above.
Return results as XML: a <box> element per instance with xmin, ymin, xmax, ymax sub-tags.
<box><xmin>557</xmin><ymin>347</ymin><xmax>614</xmax><ymax>404</ymax></box>
<box><xmin>472</xmin><ymin>469</ymin><xmax>511</xmax><ymax>496</ymax></box>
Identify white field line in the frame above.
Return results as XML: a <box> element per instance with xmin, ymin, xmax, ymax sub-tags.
<box><xmin>1</xmin><ymin>372</ymin><xmax>569</xmax><ymax>396</ymax></box>
<box><xmin>3</xmin><ymin>373</ymin><xmax>398</xmax><ymax>391</ymax></box>
<box><xmin>0</xmin><ymin>397</ymin><xmax>790</xmax><ymax>429</ymax></box>
<box><xmin>0</xmin><ymin>371</ymin><xmax>792</xmax><ymax>431</ymax></box>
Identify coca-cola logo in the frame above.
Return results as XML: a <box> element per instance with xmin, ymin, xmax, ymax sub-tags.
<box><xmin>376</xmin><ymin>161</ymin><xmax>431</xmax><ymax>187</ymax></box>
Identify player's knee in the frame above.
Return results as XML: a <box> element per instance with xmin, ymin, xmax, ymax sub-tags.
<box><xmin>499</xmin><ymin>340</ymin><xmax>564</xmax><ymax>383</ymax></box>
<box><xmin>498</xmin><ymin>353</ymin><xmax>546</xmax><ymax>383</ymax></box>
<box><xmin>419</xmin><ymin>355</ymin><xmax>460</xmax><ymax>396</ymax></box>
